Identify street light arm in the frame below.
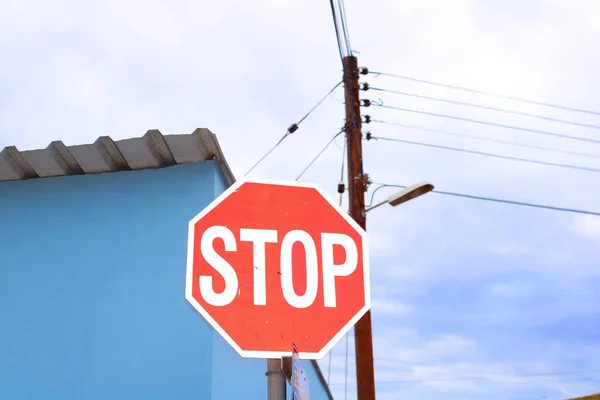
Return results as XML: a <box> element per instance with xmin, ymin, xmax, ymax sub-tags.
<box><xmin>365</xmin><ymin>199</ymin><xmax>388</xmax><ymax>212</ymax></box>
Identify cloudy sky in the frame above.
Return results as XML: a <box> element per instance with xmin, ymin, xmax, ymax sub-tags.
<box><xmin>1</xmin><ymin>0</ymin><xmax>600</xmax><ymax>399</ymax></box>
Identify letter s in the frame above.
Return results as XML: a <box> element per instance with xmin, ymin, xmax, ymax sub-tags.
<box><xmin>199</xmin><ymin>226</ymin><xmax>238</xmax><ymax>306</ymax></box>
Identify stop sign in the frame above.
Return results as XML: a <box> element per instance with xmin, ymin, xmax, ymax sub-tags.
<box><xmin>185</xmin><ymin>178</ymin><xmax>370</xmax><ymax>359</ymax></box>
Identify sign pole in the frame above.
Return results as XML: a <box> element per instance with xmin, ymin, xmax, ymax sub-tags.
<box><xmin>267</xmin><ymin>358</ymin><xmax>286</xmax><ymax>400</ymax></box>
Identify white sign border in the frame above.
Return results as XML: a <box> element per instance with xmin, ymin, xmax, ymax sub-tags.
<box><xmin>185</xmin><ymin>177</ymin><xmax>371</xmax><ymax>360</ymax></box>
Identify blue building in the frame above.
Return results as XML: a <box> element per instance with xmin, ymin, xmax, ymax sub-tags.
<box><xmin>0</xmin><ymin>129</ymin><xmax>333</xmax><ymax>400</ymax></box>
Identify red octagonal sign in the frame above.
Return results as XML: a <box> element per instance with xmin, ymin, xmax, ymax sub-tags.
<box><xmin>185</xmin><ymin>178</ymin><xmax>370</xmax><ymax>359</ymax></box>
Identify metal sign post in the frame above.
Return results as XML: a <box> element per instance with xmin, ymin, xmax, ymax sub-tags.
<box><xmin>267</xmin><ymin>358</ymin><xmax>286</xmax><ymax>400</ymax></box>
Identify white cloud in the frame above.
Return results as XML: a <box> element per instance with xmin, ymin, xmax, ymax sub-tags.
<box><xmin>371</xmin><ymin>298</ymin><xmax>412</xmax><ymax>316</ymax></box>
<box><xmin>571</xmin><ymin>214</ymin><xmax>600</xmax><ymax>239</ymax></box>
<box><xmin>488</xmin><ymin>281</ymin><xmax>539</xmax><ymax>298</ymax></box>
<box><xmin>488</xmin><ymin>242</ymin><xmax>529</xmax><ymax>257</ymax></box>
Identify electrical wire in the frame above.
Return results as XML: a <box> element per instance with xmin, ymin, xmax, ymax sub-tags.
<box><xmin>337</xmin><ymin>0</ymin><xmax>352</xmax><ymax>54</ymax></box>
<box><xmin>298</xmin><ymin>81</ymin><xmax>343</xmax><ymax>125</ymax></box>
<box><xmin>369</xmin><ymin>135</ymin><xmax>600</xmax><ymax>173</ymax></box>
<box><xmin>329</xmin><ymin>370</ymin><xmax>599</xmax><ymax>386</ymax></box>
<box><xmin>327</xmin><ymin>351</ymin><xmax>333</xmax><ymax>385</ymax></box>
<box><xmin>372</xmin><ymin>120</ymin><xmax>600</xmax><ymax>160</ymax></box>
<box><xmin>337</xmin><ymin>350</ymin><xmax>427</xmax><ymax>369</ymax></box>
<box><xmin>328</xmin><ymin>0</ymin><xmax>344</xmax><ymax>61</ymax></box>
<box><xmin>328</xmin><ymin>0</ymin><xmax>350</xmax><ymax>61</ymax></box>
<box><xmin>366</xmin><ymin>183</ymin><xmax>391</xmax><ymax>208</ymax></box>
<box><xmin>243</xmin><ymin>134</ymin><xmax>288</xmax><ymax>178</ymax></box>
<box><xmin>373</xmin><ymin>104</ymin><xmax>600</xmax><ymax>145</ymax></box>
<box><xmin>369</xmin><ymin>87</ymin><xmax>600</xmax><ymax>130</ymax></box>
<box><xmin>331</xmin><ymin>348</ymin><xmax>599</xmax><ymax>383</ymax></box>
<box><xmin>295</xmin><ymin>129</ymin><xmax>344</xmax><ymax>180</ymax></box>
<box><xmin>370</xmin><ymin>183</ymin><xmax>600</xmax><ymax>217</ymax></box>
<box><xmin>374</xmin><ymin>371</ymin><xmax>600</xmax><ymax>384</ymax></box>
<box><xmin>368</xmin><ymin>71</ymin><xmax>600</xmax><ymax>117</ymax></box>
<box><xmin>243</xmin><ymin>81</ymin><xmax>342</xmax><ymax>177</ymax></box>
<box><xmin>344</xmin><ymin>331</ymin><xmax>349</xmax><ymax>400</ymax></box>
<box><xmin>333</xmin><ymin>133</ymin><xmax>345</xmax><ymax>149</ymax></box>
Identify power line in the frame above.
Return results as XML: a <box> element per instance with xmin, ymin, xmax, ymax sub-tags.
<box><xmin>345</xmin><ymin>355</ymin><xmax>422</xmax><ymax>370</ymax></box>
<box><xmin>298</xmin><ymin>81</ymin><xmax>343</xmax><ymax>125</ymax></box>
<box><xmin>371</xmin><ymin>183</ymin><xmax>600</xmax><ymax>217</ymax></box>
<box><xmin>372</xmin><ymin>120</ymin><xmax>600</xmax><ymax>160</ymax></box>
<box><xmin>330</xmin><ymin>349</ymin><xmax>600</xmax><ymax>376</ymax></box>
<box><xmin>328</xmin><ymin>0</ymin><xmax>345</xmax><ymax>61</ymax></box>
<box><xmin>344</xmin><ymin>331</ymin><xmax>349</xmax><ymax>400</ymax></box>
<box><xmin>369</xmin><ymin>135</ymin><xmax>600</xmax><ymax>173</ymax></box>
<box><xmin>327</xmin><ymin>351</ymin><xmax>333</xmax><ymax>386</ymax></box>
<box><xmin>372</xmin><ymin>104</ymin><xmax>600</xmax><ymax>145</ymax></box>
<box><xmin>367</xmin><ymin>71</ymin><xmax>600</xmax><ymax>117</ymax></box>
<box><xmin>243</xmin><ymin>134</ymin><xmax>288</xmax><ymax>178</ymax></box>
<box><xmin>368</xmin><ymin>87</ymin><xmax>600</xmax><ymax>130</ymax></box>
<box><xmin>337</xmin><ymin>0</ymin><xmax>352</xmax><ymax>54</ymax></box>
<box><xmin>328</xmin><ymin>0</ymin><xmax>351</xmax><ymax>61</ymax></box>
<box><xmin>329</xmin><ymin>370</ymin><xmax>599</xmax><ymax>386</ymax></box>
<box><xmin>243</xmin><ymin>81</ymin><xmax>342</xmax><ymax>176</ymax></box>
<box><xmin>296</xmin><ymin>129</ymin><xmax>344</xmax><ymax>180</ymax></box>
<box><xmin>366</xmin><ymin>183</ymin><xmax>391</xmax><ymax>208</ymax></box>
<box><xmin>374</xmin><ymin>371</ymin><xmax>600</xmax><ymax>384</ymax></box>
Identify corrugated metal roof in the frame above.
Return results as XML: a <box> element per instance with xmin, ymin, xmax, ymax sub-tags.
<box><xmin>0</xmin><ymin>128</ymin><xmax>235</xmax><ymax>184</ymax></box>
<box><xmin>566</xmin><ymin>395</ymin><xmax>600</xmax><ymax>400</ymax></box>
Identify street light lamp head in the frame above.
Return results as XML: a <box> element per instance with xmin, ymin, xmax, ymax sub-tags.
<box><xmin>365</xmin><ymin>181</ymin><xmax>434</xmax><ymax>212</ymax></box>
<box><xmin>388</xmin><ymin>181</ymin><xmax>434</xmax><ymax>207</ymax></box>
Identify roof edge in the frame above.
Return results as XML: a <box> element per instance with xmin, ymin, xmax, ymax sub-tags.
<box><xmin>191</xmin><ymin>128</ymin><xmax>236</xmax><ymax>186</ymax></box>
<box><xmin>0</xmin><ymin>128</ymin><xmax>235</xmax><ymax>183</ymax></box>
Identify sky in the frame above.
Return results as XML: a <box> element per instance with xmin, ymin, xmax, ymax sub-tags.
<box><xmin>1</xmin><ymin>0</ymin><xmax>600</xmax><ymax>399</ymax></box>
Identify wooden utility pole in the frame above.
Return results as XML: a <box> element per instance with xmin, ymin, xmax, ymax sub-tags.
<box><xmin>343</xmin><ymin>55</ymin><xmax>376</xmax><ymax>400</ymax></box>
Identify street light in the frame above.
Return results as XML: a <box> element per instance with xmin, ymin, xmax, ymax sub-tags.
<box><xmin>366</xmin><ymin>181</ymin><xmax>434</xmax><ymax>212</ymax></box>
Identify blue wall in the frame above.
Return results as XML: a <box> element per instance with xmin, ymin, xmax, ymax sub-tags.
<box><xmin>0</xmin><ymin>161</ymin><xmax>332</xmax><ymax>400</ymax></box>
